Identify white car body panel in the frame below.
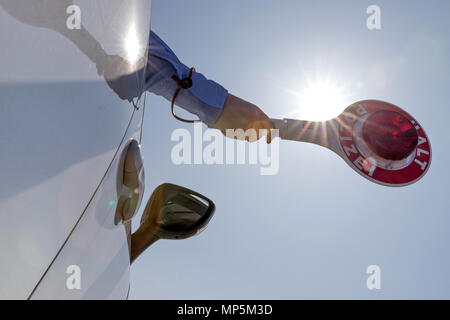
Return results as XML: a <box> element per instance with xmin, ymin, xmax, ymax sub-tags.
<box><xmin>0</xmin><ymin>0</ymin><xmax>151</xmax><ymax>299</ymax></box>
<box><xmin>31</xmin><ymin>108</ymin><xmax>144</xmax><ymax>299</ymax></box>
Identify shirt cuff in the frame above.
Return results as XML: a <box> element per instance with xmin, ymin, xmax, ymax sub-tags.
<box><xmin>144</xmin><ymin>31</ymin><xmax>228</xmax><ymax>125</ymax></box>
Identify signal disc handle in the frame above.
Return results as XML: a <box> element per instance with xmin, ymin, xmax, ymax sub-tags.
<box><xmin>271</xmin><ymin>100</ymin><xmax>431</xmax><ymax>187</ymax></box>
<box><xmin>271</xmin><ymin>118</ymin><xmax>341</xmax><ymax>154</ymax></box>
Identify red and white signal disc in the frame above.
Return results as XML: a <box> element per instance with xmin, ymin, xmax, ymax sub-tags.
<box><xmin>337</xmin><ymin>100</ymin><xmax>431</xmax><ymax>186</ymax></box>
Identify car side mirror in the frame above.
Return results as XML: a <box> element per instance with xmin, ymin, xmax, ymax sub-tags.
<box><xmin>130</xmin><ymin>183</ymin><xmax>215</xmax><ymax>263</ymax></box>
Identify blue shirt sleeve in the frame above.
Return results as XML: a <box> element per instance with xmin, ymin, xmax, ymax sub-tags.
<box><xmin>144</xmin><ymin>31</ymin><xmax>228</xmax><ymax>125</ymax></box>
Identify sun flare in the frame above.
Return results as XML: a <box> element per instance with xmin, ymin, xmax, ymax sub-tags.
<box><xmin>287</xmin><ymin>77</ymin><xmax>351</xmax><ymax>121</ymax></box>
<box><xmin>124</xmin><ymin>24</ymin><xmax>141</xmax><ymax>64</ymax></box>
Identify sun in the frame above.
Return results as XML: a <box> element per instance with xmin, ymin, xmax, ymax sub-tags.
<box><xmin>286</xmin><ymin>77</ymin><xmax>352</xmax><ymax>121</ymax></box>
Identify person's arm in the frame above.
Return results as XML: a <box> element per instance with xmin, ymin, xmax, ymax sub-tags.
<box><xmin>145</xmin><ymin>32</ymin><xmax>273</xmax><ymax>142</ymax></box>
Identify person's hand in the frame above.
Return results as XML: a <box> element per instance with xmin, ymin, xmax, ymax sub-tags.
<box><xmin>209</xmin><ymin>94</ymin><xmax>274</xmax><ymax>143</ymax></box>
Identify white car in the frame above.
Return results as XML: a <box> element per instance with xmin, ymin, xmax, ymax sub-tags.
<box><xmin>0</xmin><ymin>0</ymin><xmax>215</xmax><ymax>300</ymax></box>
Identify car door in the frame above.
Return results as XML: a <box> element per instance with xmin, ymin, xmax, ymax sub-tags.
<box><xmin>0</xmin><ymin>0</ymin><xmax>151</xmax><ymax>299</ymax></box>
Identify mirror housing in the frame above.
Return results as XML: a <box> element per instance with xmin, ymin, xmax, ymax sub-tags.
<box><xmin>130</xmin><ymin>183</ymin><xmax>215</xmax><ymax>263</ymax></box>
<box><xmin>115</xmin><ymin>140</ymin><xmax>145</xmax><ymax>224</ymax></box>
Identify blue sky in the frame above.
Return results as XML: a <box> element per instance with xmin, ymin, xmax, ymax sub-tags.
<box><xmin>130</xmin><ymin>0</ymin><xmax>450</xmax><ymax>299</ymax></box>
